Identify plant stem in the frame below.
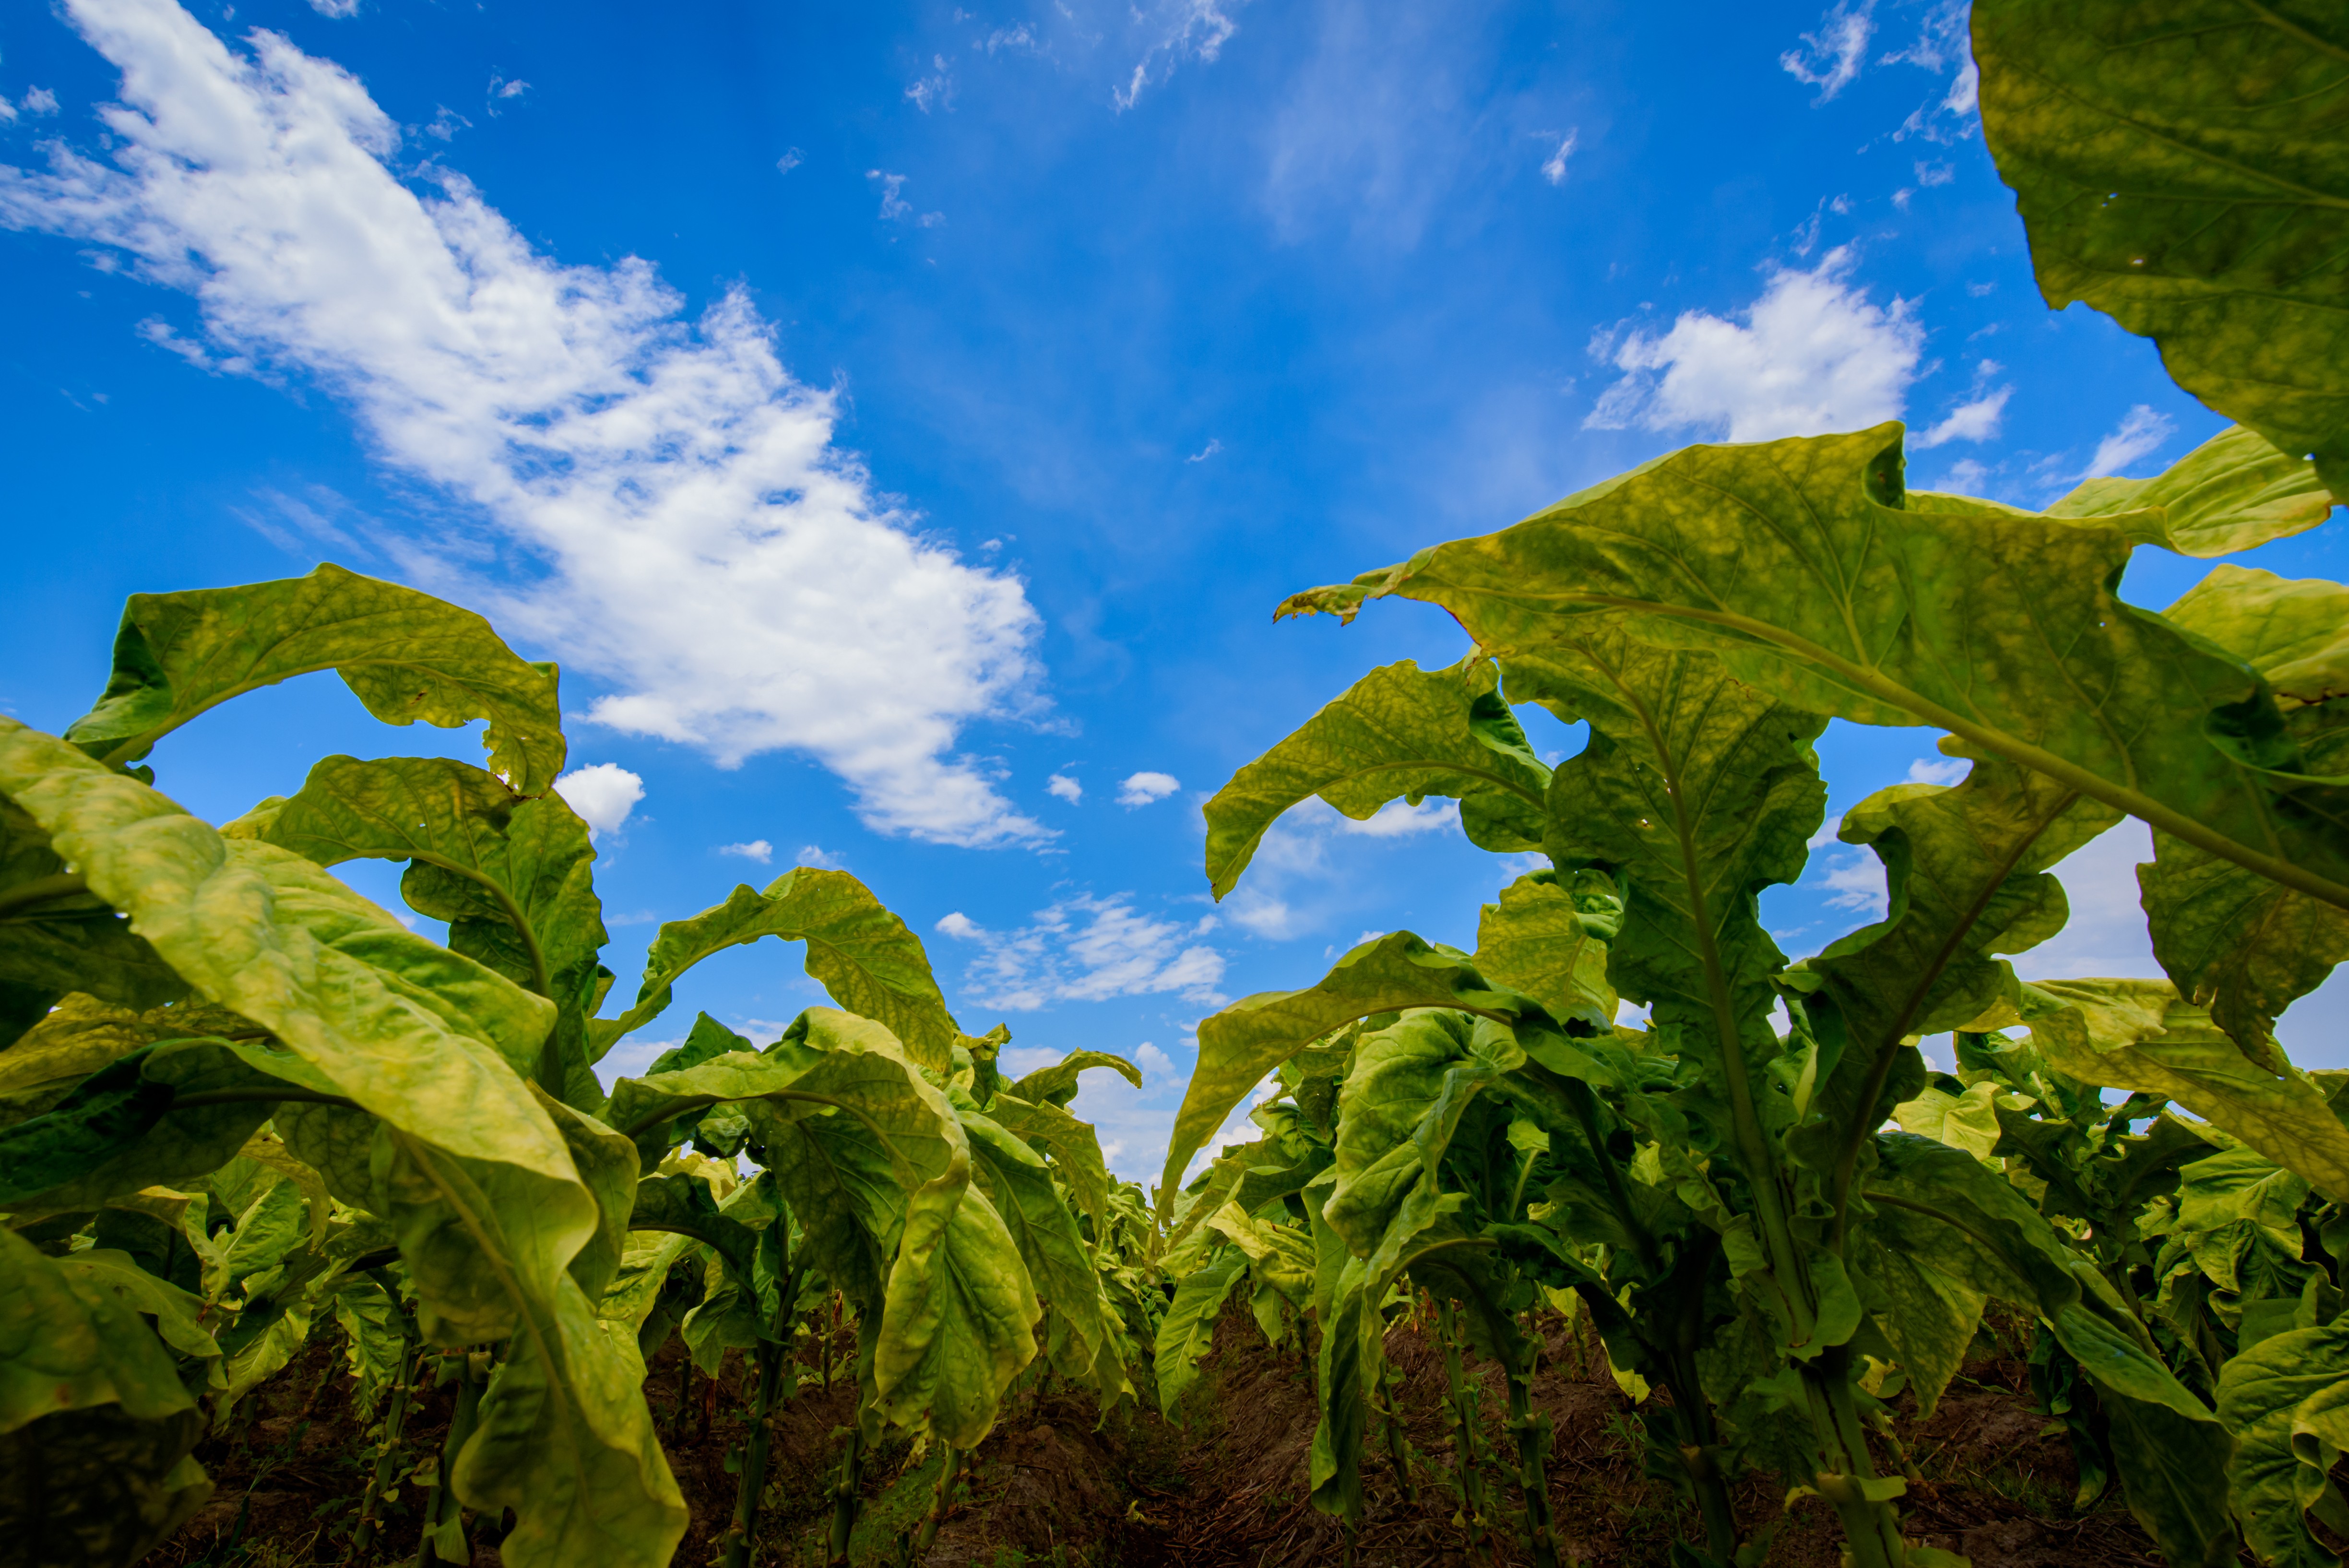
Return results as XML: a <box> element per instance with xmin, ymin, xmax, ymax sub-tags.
<box><xmin>722</xmin><ymin>1220</ymin><xmax>799</xmax><ymax>1568</ymax></box>
<box><xmin>1797</xmin><ymin>1347</ymin><xmax>1907</xmax><ymax>1568</ymax></box>
<box><xmin>912</xmin><ymin>1445</ymin><xmax>961</xmax><ymax>1559</ymax></box>
<box><xmin>1504</xmin><ymin>1353</ymin><xmax>1560</xmax><ymax>1568</ymax></box>
<box><xmin>826</xmin><ymin>1423</ymin><xmax>866</xmax><ymax>1567</ymax></box>
<box><xmin>346</xmin><ymin>1331</ymin><xmax>416</xmax><ymax>1563</ymax></box>
<box><xmin>1434</xmin><ymin>1297</ymin><xmax>1490</xmax><ymax>1555</ymax></box>
<box><xmin>1377</xmin><ymin>1357</ymin><xmax>1419</xmax><ymax>1506</ymax></box>
<box><xmin>415</xmin><ymin>1353</ymin><xmax>485</xmax><ymax>1568</ymax></box>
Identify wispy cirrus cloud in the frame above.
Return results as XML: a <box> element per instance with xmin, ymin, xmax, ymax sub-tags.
<box><xmin>1</xmin><ymin>0</ymin><xmax>1044</xmax><ymax>846</ymax></box>
<box><xmin>1780</xmin><ymin>1</ymin><xmax>1874</xmax><ymax>104</ymax></box>
<box><xmin>934</xmin><ymin>896</ymin><xmax>1227</xmax><ymax>1011</ymax></box>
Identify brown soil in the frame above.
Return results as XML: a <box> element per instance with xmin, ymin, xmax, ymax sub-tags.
<box><xmin>143</xmin><ymin>1308</ymin><xmax>2160</xmax><ymax>1568</ymax></box>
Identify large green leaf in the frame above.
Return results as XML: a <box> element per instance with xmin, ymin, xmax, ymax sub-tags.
<box><xmin>2043</xmin><ymin>426</ymin><xmax>2337</xmax><ymax>555</ymax></box>
<box><xmin>0</xmin><ymin>719</ymin><xmax>685</xmax><ymax>1568</ymax></box>
<box><xmin>2140</xmin><ymin>566</ymin><xmax>2349</xmax><ymax>1060</ymax></box>
<box><xmin>2217</xmin><ymin>1319</ymin><xmax>2349</xmax><ymax>1568</ymax></box>
<box><xmin>1203</xmin><ymin>656</ymin><xmax>1551</xmax><ymax>898</ymax></box>
<box><xmin>1158</xmin><ymin>933</ymin><xmax>1578</xmax><ymax>1221</ymax></box>
<box><xmin>961</xmin><ymin>1102</ymin><xmax>1124</xmax><ymax>1397</ymax></box>
<box><xmin>1471</xmin><ymin>872</ymin><xmax>1618</xmax><ymax>1028</ymax></box>
<box><xmin>1153</xmin><ymin>1250</ymin><xmax>1246</xmax><ymax>1419</ymax></box>
<box><xmin>869</xmin><ymin>1145</ymin><xmax>1038</xmax><ymax>1449</ymax></box>
<box><xmin>601</xmin><ymin>869</ymin><xmax>957</xmax><ymax>1072</ymax></box>
<box><xmin>1281</xmin><ymin>426</ymin><xmax>2349</xmax><ymax>914</ymax></box>
<box><xmin>1003</xmin><ymin>1048</ymin><xmax>1141</xmax><ymax>1109</ymax></box>
<box><xmin>0</xmin><ymin>1040</ymin><xmax>280</xmax><ymax>1219</ymax></box>
<box><xmin>63</xmin><ymin>563</ymin><xmax>565</xmax><ymax>791</ymax></box>
<box><xmin>1973</xmin><ymin>0</ymin><xmax>2349</xmax><ymax>499</ymax></box>
<box><xmin>985</xmin><ymin>1090</ymin><xmax>1116</xmax><ymax>1239</ymax></box>
<box><xmin>0</xmin><ymin>1405</ymin><xmax>210</xmax><ymax>1567</ymax></box>
<box><xmin>2021</xmin><ymin>979</ymin><xmax>2349</xmax><ymax>1202</ymax></box>
<box><xmin>228</xmin><ymin>754</ymin><xmax>607</xmax><ymax>1098</ymax></box>
<box><xmin>0</xmin><ymin>797</ymin><xmax>187</xmax><ymax>1022</ymax></box>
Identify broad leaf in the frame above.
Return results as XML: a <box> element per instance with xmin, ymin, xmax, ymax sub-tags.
<box><xmin>1203</xmin><ymin>656</ymin><xmax>1551</xmax><ymax>898</ymax></box>
<box><xmin>63</xmin><ymin>563</ymin><xmax>565</xmax><ymax>791</ymax></box>
<box><xmin>2217</xmin><ymin>1319</ymin><xmax>2349</xmax><ymax>1568</ymax></box>
<box><xmin>1004</xmin><ymin>1049</ymin><xmax>1141</xmax><ymax>1109</ymax></box>
<box><xmin>1472</xmin><ymin>872</ymin><xmax>1619</xmax><ymax>1028</ymax></box>
<box><xmin>962</xmin><ymin>1103</ymin><xmax>1124</xmax><ymax>1398</ymax></box>
<box><xmin>985</xmin><ymin>1090</ymin><xmax>1116</xmax><ymax>1238</ymax></box>
<box><xmin>1974</xmin><ymin>0</ymin><xmax>2349</xmax><ymax>499</ymax></box>
<box><xmin>1153</xmin><ymin>1250</ymin><xmax>1246</xmax><ymax>1419</ymax></box>
<box><xmin>1280</xmin><ymin>426</ymin><xmax>2349</xmax><ymax>915</ymax></box>
<box><xmin>2021</xmin><ymin>979</ymin><xmax>2349</xmax><ymax>1202</ymax></box>
<box><xmin>602</xmin><ymin>869</ymin><xmax>957</xmax><ymax>1072</ymax></box>
<box><xmin>0</xmin><ymin>797</ymin><xmax>187</xmax><ymax>1022</ymax></box>
<box><xmin>1159</xmin><ymin>933</ymin><xmax>1573</xmax><ymax>1220</ymax></box>
<box><xmin>2044</xmin><ymin>426</ymin><xmax>2337</xmax><ymax>555</ymax></box>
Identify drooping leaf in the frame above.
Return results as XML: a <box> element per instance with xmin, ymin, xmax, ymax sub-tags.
<box><xmin>0</xmin><ymin>797</ymin><xmax>188</xmax><ymax>1019</ymax></box>
<box><xmin>1004</xmin><ymin>1049</ymin><xmax>1141</xmax><ymax>1109</ymax></box>
<box><xmin>0</xmin><ymin>1040</ymin><xmax>281</xmax><ymax>1220</ymax></box>
<box><xmin>1203</xmin><ymin>656</ymin><xmax>1552</xmax><ymax>898</ymax></box>
<box><xmin>2021</xmin><ymin>978</ymin><xmax>2349</xmax><ymax>1202</ymax></box>
<box><xmin>62</xmin><ymin>564</ymin><xmax>566</xmax><ymax>791</ymax></box>
<box><xmin>0</xmin><ymin>1404</ymin><xmax>210</xmax><ymax>1566</ymax></box>
<box><xmin>2217</xmin><ymin>1319</ymin><xmax>2349</xmax><ymax>1568</ymax></box>
<box><xmin>1153</xmin><ymin>1250</ymin><xmax>1246</xmax><ymax>1419</ymax></box>
<box><xmin>961</xmin><ymin>1103</ymin><xmax>1125</xmax><ymax>1398</ymax></box>
<box><xmin>1279</xmin><ymin>425</ymin><xmax>2349</xmax><ymax>915</ymax></box>
<box><xmin>227</xmin><ymin>754</ymin><xmax>607</xmax><ymax>1099</ymax></box>
<box><xmin>1472</xmin><ymin>872</ymin><xmax>1619</xmax><ymax>1028</ymax></box>
<box><xmin>1160</xmin><ymin>933</ymin><xmax>1579</xmax><ymax>1220</ymax></box>
<box><xmin>2043</xmin><ymin>425</ymin><xmax>2337</xmax><ymax>555</ymax></box>
<box><xmin>1973</xmin><ymin>0</ymin><xmax>2349</xmax><ymax>499</ymax></box>
<box><xmin>601</xmin><ymin>869</ymin><xmax>957</xmax><ymax>1072</ymax></box>
<box><xmin>985</xmin><ymin>1090</ymin><xmax>1115</xmax><ymax>1239</ymax></box>
<box><xmin>0</xmin><ymin>719</ymin><xmax>685</xmax><ymax>1568</ymax></box>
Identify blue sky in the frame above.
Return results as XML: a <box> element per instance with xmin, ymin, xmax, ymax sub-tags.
<box><xmin>3</xmin><ymin>0</ymin><xmax>2340</xmax><ymax>1183</ymax></box>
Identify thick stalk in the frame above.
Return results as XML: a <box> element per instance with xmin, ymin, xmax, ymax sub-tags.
<box><xmin>721</xmin><ymin>1229</ymin><xmax>800</xmax><ymax>1568</ymax></box>
<box><xmin>1504</xmin><ymin>1359</ymin><xmax>1560</xmax><ymax>1568</ymax></box>
<box><xmin>346</xmin><ymin>1331</ymin><xmax>417</xmax><ymax>1563</ymax></box>
<box><xmin>1434</xmin><ymin>1298</ymin><xmax>1491</xmax><ymax>1553</ymax></box>
<box><xmin>1377</xmin><ymin>1358</ymin><xmax>1420</xmax><ymax>1505</ymax></box>
<box><xmin>826</xmin><ymin>1423</ymin><xmax>866</xmax><ymax>1567</ymax></box>
<box><xmin>1650</xmin><ymin>1237</ymin><xmax>1739</xmax><ymax>1562</ymax></box>
<box><xmin>912</xmin><ymin>1446</ymin><xmax>961</xmax><ymax>1559</ymax></box>
<box><xmin>1797</xmin><ymin>1347</ymin><xmax>1907</xmax><ymax>1568</ymax></box>
<box><xmin>415</xmin><ymin>1354</ymin><xmax>485</xmax><ymax>1568</ymax></box>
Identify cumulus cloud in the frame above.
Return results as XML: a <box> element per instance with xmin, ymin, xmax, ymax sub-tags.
<box><xmin>905</xmin><ymin>54</ymin><xmax>952</xmax><ymax>113</ymax></box>
<box><xmin>307</xmin><ymin>0</ymin><xmax>359</xmax><ymax>15</ymax></box>
<box><xmin>1118</xmin><ymin>771</ymin><xmax>1181</xmax><ymax>807</ymax></box>
<box><xmin>1217</xmin><ymin>796</ymin><xmax>1471</xmax><ymax>941</ymax></box>
<box><xmin>934</xmin><ymin>896</ymin><xmax>1226</xmax><ymax>1011</ymax></box>
<box><xmin>21</xmin><ymin>88</ymin><xmax>62</xmax><ymax>115</ymax></box>
<box><xmin>0</xmin><ymin>0</ymin><xmax>1044</xmax><ymax>846</ymax></box>
<box><xmin>1135</xmin><ymin>1041</ymin><xmax>1176</xmax><ymax>1081</ymax></box>
<box><xmin>795</xmin><ymin>844</ymin><xmax>844</xmax><ymax>869</ymax></box>
<box><xmin>1781</xmin><ymin>1</ymin><xmax>1873</xmax><ymax>103</ymax></box>
<box><xmin>2084</xmin><ymin>405</ymin><xmax>2176</xmax><ymax>478</ymax></box>
<box><xmin>555</xmin><ymin>762</ymin><xmax>644</xmax><ymax>840</ymax></box>
<box><xmin>1906</xmin><ymin>755</ymin><xmax>1968</xmax><ymax>786</ymax></box>
<box><xmin>719</xmin><ymin>839</ymin><xmax>774</xmax><ymax>864</ymax></box>
<box><xmin>1047</xmin><ymin>773</ymin><xmax>1083</xmax><ymax>803</ymax></box>
<box><xmin>1585</xmin><ymin>247</ymin><xmax>1922</xmax><ymax>442</ymax></box>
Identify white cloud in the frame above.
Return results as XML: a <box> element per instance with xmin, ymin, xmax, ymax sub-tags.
<box><xmin>1906</xmin><ymin>756</ymin><xmax>1968</xmax><ymax>786</ymax></box>
<box><xmin>556</xmin><ymin>762</ymin><xmax>644</xmax><ymax>840</ymax></box>
<box><xmin>1186</xmin><ymin>438</ymin><xmax>1221</xmax><ymax>463</ymax></box>
<box><xmin>1115</xmin><ymin>0</ymin><xmax>1242</xmax><ymax>111</ymax></box>
<box><xmin>1912</xmin><ymin>385</ymin><xmax>2011</xmax><ymax>449</ymax></box>
<box><xmin>2083</xmin><ymin>405</ymin><xmax>2176</xmax><ymax>478</ymax></box>
<box><xmin>424</xmin><ymin>107</ymin><xmax>469</xmax><ymax>141</ymax></box>
<box><xmin>1886</xmin><ymin>0</ymin><xmax>1980</xmax><ymax>143</ymax></box>
<box><xmin>1118</xmin><ymin>771</ymin><xmax>1181</xmax><ymax>807</ymax></box>
<box><xmin>1135</xmin><ymin>1041</ymin><xmax>1176</xmax><ymax>1081</ymax></box>
<box><xmin>1817</xmin><ymin>849</ymin><xmax>1890</xmax><ymax>919</ymax></box>
<box><xmin>719</xmin><ymin>839</ymin><xmax>774</xmax><ymax>864</ymax></box>
<box><xmin>1541</xmin><ymin>129</ymin><xmax>1578</xmax><ymax>186</ymax></box>
<box><xmin>1336</xmin><ymin>797</ymin><xmax>1459</xmax><ymax>838</ymax></box>
<box><xmin>775</xmin><ymin>147</ymin><xmax>803</xmax><ymax>174</ymax></box>
<box><xmin>486</xmin><ymin>73</ymin><xmax>529</xmax><ymax>109</ymax></box>
<box><xmin>906</xmin><ymin>55</ymin><xmax>953</xmax><ymax>113</ymax></box>
<box><xmin>1807</xmin><ymin>815</ymin><xmax>1845</xmax><ymax>850</ymax></box>
<box><xmin>2017</xmin><ymin>820</ymin><xmax>2165</xmax><ymax>980</ymax></box>
<box><xmin>1</xmin><ymin>0</ymin><xmax>1044</xmax><ymax>847</ymax></box>
<box><xmin>795</xmin><ymin>844</ymin><xmax>843</xmax><ymax>869</ymax></box>
<box><xmin>868</xmin><ymin>168</ymin><xmax>911</xmax><ymax>220</ymax></box>
<box><xmin>1585</xmin><ymin>247</ymin><xmax>1922</xmax><ymax>442</ymax></box>
<box><xmin>1914</xmin><ymin>160</ymin><xmax>1954</xmax><ymax>187</ymax></box>
<box><xmin>21</xmin><ymin>88</ymin><xmax>61</xmax><ymax>115</ymax></box>
<box><xmin>1781</xmin><ymin>1</ymin><xmax>1874</xmax><ymax>104</ymax></box>
<box><xmin>939</xmin><ymin>896</ymin><xmax>1227</xmax><ymax>1011</ymax></box>
<box><xmin>307</xmin><ymin>0</ymin><xmax>359</xmax><ymax>15</ymax></box>
<box><xmin>1047</xmin><ymin>773</ymin><xmax>1083</xmax><ymax>803</ymax></box>
<box><xmin>1938</xmin><ymin>456</ymin><xmax>1991</xmax><ymax>493</ymax></box>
